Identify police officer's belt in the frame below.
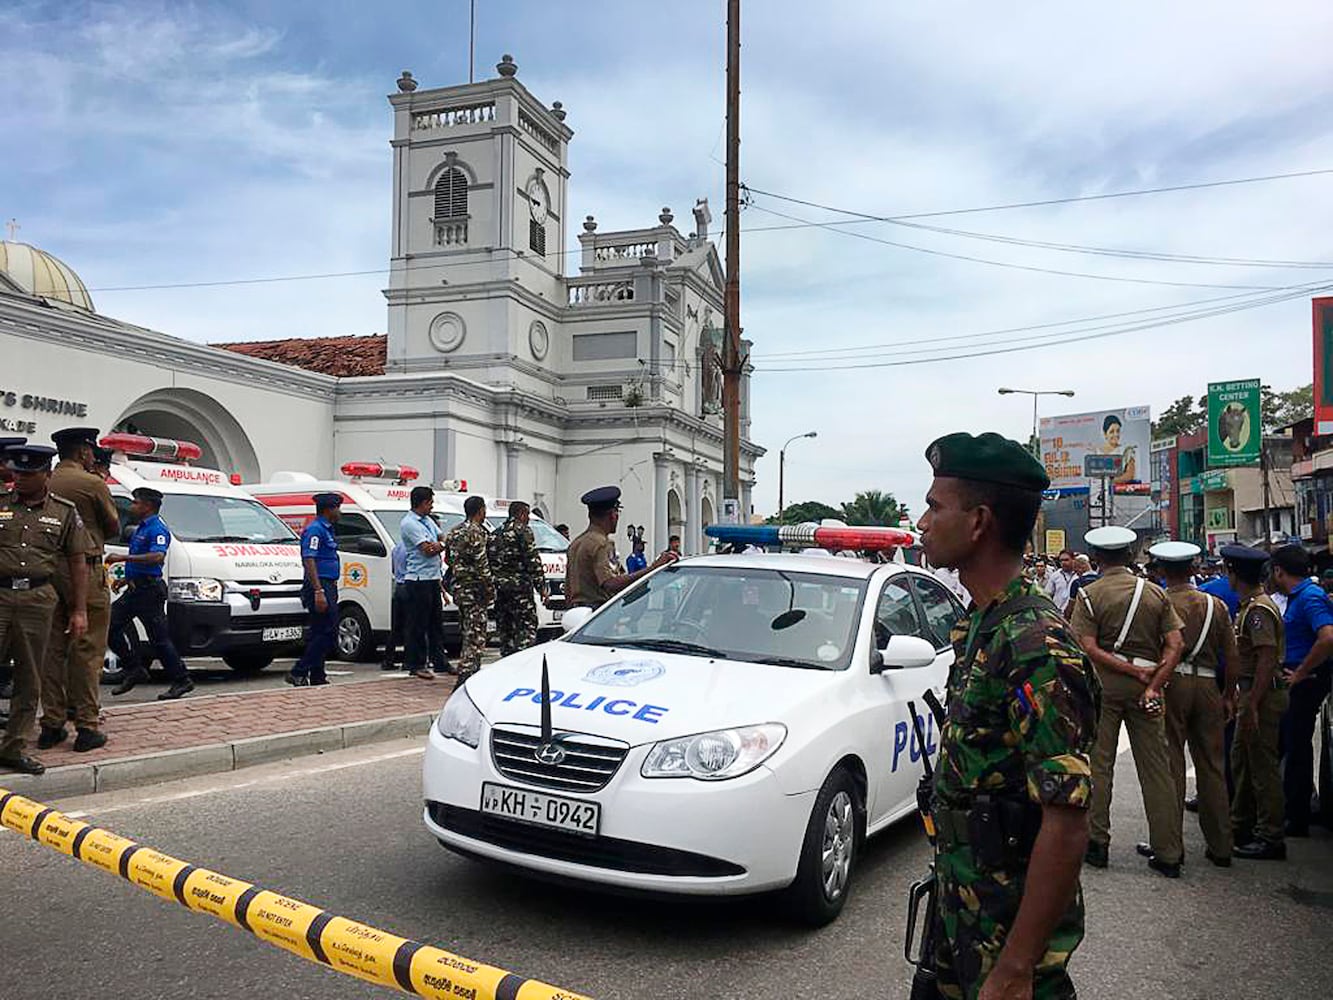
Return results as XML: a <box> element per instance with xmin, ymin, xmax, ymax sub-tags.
<box><xmin>1179</xmin><ymin>662</ymin><xmax>1216</xmax><ymax>679</ymax></box>
<box><xmin>933</xmin><ymin>796</ymin><xmax>1042</xmax><ymax>868</ymax></box>
<box><xmin>0</xmin><ymin>576</ymin><xmax>50</xmax><ymax>590</ymax></box>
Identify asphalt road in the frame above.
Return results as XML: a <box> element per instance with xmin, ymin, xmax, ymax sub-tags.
<box><xmin>1</xmin><ymin>743</ymin><xmax>1330</xmax><ymax>1000</ymax></box>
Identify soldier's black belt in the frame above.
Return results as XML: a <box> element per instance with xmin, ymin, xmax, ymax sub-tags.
<box><xmin>933</xmin><ymin>797</ymin><xmax>1042</xmax><ymax>869</ymax></box>
<box><xmin>0</xmin><ymin>576</ymin><xmax>50</xmax><ymax>590</ymax></box>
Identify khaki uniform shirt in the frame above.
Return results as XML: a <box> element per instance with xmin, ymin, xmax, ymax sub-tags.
<box><xmin>50</xmin><ymin>459</ymin><xmax>119</xmax><ymax>556</ymax></box>
<box><xmin>566</xmin><ymin>526</ymin><xmax>620</xmax><ymax>609</ymax></box>
<box><xmin>1070</xmin><ymin>567</ymin><xmax>1184</xmax><ymax>662</ymax></box>
<box><xmin>0</xmin><ymin>489</ymin><xmax>87</xmax><ymax>579</ymax></box>
<box><xmin>1166</xmin><ymin>584</ymin><xmax>1234</xmax><ymax>674</ymax></box>
<box><xmin>1233</xmin><ymin>592</ymin><xmax>1284</xmax><ymax>682</ymax></box>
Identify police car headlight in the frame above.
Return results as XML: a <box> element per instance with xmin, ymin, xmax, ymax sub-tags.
<box><xmin>640</xmin><ymin>724</ymin><xmax>786</xmax><ymax>781</ymax></box>
<box><xmin>436</xmin><ymin>689</ymin><xmax>484</xmax><ymax>749</ymax></box>
<box><xmin>168</xmin><ymin>578</ymin><xmax>224</xmax><ymax>603</ymax></box>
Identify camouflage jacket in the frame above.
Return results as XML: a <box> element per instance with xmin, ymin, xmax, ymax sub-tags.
<box><xmin>933</xmin><ymin>577</ymin><xmax>1100</xmax><ymax>812</ymax></box>
<box><xmin>444</xmin><ymin>520</ymin><xmax>492</xmax><ymax>589</ymax></box>
<box><xmin>488</xmin><ymin>518</ymin><xmax>546</xmax><ymax>593</ymax></box>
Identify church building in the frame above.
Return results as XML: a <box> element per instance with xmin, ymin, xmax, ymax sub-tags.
<box><xmin>1</xmin><ymin>55</ymin><xmax>761</xmax><ymax>553</ymax></box>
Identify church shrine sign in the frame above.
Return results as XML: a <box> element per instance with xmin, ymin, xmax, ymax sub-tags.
<box><xmin>0</xmin><ymin>389</ymin><xmax>90</xmax><ymax>434</ymax></box>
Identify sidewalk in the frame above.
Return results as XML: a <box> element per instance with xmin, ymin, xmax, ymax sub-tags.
<box><xmin>0</xmin><ymin>674</ymin><xmax>455</xmax><ymax>799</ymax></box>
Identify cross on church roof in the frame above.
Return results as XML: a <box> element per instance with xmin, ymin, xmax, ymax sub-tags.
<box><xmin>4</xmin><ymin>219</ymin><xmax>18</xmax><ymax>241</ymax></box>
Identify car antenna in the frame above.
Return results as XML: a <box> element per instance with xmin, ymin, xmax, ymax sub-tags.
<box><xmin>540</xmin><ymin>654</ymin><xmax>553</xmax><ymax>745</ymax></box>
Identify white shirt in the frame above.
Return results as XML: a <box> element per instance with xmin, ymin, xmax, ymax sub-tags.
<box><xmin>1045</xmin><ymin>569</ymin><xmax>1078</xmax><ymax>610</ymax></box>
<box><xmin>934</xmin><ymin>566</ymin><xmax>972</xmax><ymax>606</ymax></box>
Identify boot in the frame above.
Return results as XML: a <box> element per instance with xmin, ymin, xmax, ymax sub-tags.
<box><xmin>285</xmin><ymin>671</ymin><xmax>309</xmax><ymax>687</ymax></box>
<box><xmin>73</xmin><ymin>728</ymin><xmax>107</xmax><ymax>753</ymax></box>
<box><xmin>1147</xmin><ymin>856</ymin><xmax>1182</xmax><ymax>878</ymax></box>
<box><xmin>0</xmin><ymin>753</ymin><xmax>45</xmax><ymax>775</ymax></box>
<box><xmin>112</xmin><ymin>668</ymin><xmax>150</xmax><ymax>696</ymax></box>
<box><xmin>37</xmin><ymin>725</ymin><xmax>67</xmax><ymax>749</ymax></box>
<box><xmin>1233</xmin><ymin>839</ymin><xmax>1286</xmax><ymax>861</ymax></box>
<box><xmin>157</xmin><ymin>678</ymin><xmax>195</xmax><ymax>701</ymax></box>
<box><xmin>1084</xmin><ymin>841</ymin><xmax>1109</xmax><ymax>868</ymax></box>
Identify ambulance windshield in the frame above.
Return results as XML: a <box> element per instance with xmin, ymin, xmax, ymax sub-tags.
<box><xmin>151</xmin><ymin>495</ymin><xmax>297</xmax><ymax>545</ymax></box>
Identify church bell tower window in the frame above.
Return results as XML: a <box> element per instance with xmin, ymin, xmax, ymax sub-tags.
<box><xmin>433</xmin><ymin>167</ymin><xmax>469</xmax><ymax>245</ymax></box>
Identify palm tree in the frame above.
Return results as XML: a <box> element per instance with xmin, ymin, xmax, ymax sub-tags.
<box><xmin>840</xmin><ymin>490</ymin><xmax>903</xmax><ymax>527</ymax></box>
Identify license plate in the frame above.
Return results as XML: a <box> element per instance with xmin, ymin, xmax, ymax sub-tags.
<box><xmin>262</xmin><ymin>626</ymin><xmax>303</xmax><ymax>642</ymax></box>
<box><xmin>480</xmin><ymin>782</ymin><xmax>599</xmax><ymax>836</ymax></box>
<box><xmin>486</xmin><ymin>619</ymin><xmax>497</xmax><ymax>634</ymax></box>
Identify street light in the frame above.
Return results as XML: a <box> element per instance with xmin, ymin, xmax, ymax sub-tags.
<box><xmin>778</xmin><ymin>431</ymin><xmax>817</xmax><ymax>520</ymax></box>
<box><xmin>997</xmin><ymin>387</ymin><xmax>1076</xmax><ymax>457</ymax></box>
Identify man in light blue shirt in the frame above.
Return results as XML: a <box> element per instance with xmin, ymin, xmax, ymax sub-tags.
<box><xmin>399</xmin><ymin>487</ymin><xmax>449</xmax><ymax>679</ymax></box>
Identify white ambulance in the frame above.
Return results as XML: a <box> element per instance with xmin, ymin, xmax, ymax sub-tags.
<box><xmin>476</xmin><ymin>495</ymin><xmax>570</xmax><ymax>633</ymax></box>
<box><xmin>101</xmin><ymin>433</ymin><xmax>307</xmax><ymax>674</ymax></box>
<box><xmin>245</xmin><ymin>464</ymin><xmax>465</xmax><ymax>661</ymax></box>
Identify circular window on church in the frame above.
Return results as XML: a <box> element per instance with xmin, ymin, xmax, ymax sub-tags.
<box><xmin>429</xmin><ymin>312</ymin><xmax>467</xmax><ymax>353</ymax></box>
<box><xmin>529</xmin><ymin>320</ymin><xmax>550</xmax><ymax>361</ymax></box>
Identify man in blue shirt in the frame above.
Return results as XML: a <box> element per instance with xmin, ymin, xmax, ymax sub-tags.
<box><xmin>1200</xmin><ymin>569</ymin><xmax>1240</xmax><ymax>618</ymax></box>
<box><xmin>625</xmin><ymin>537</ymin><xmax>647</xmax><ymax>573</ymax></box>
<box><xmin>1270</xmin><ymin>545</ymin><xmax>1333</xmax><ymax>836</ymax></box>
<box><xmin>399</xmin><ymin>486</ymin><xmax>447</xmax><ymax>680</ymax></box>
<box><xmin>287</xmin><ymin>493</ymin><xmax>342</xmax><ymax>687</ymax></box>
<box><xmin>107</xmin><ymin>487</ymin><xmax>192</xmax><ymax>700</ymax></box>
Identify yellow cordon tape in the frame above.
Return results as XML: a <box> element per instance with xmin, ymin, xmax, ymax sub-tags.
<box><xmin>0</xmin><ymin>788</ymin><xmax>592</xmax><ymax>1000</ymax></box>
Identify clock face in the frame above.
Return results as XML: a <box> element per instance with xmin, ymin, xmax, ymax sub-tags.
<box><xmin>526</xmin><ymin>178</ymin><xmax>549</xmax><ymax>224</ymax></box>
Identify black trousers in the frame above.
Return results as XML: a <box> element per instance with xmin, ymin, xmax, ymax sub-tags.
<box><xmin>108</xmin><ymin>579</ymin><xmax>188</xmax><ymax>682</ymax></box>
<box><xmin>403</xmin><ymin>580</ymin><xmax>447</xmax><ymax>671</ymax></box>
<box><xmin>1282</xmin><ymin>661</ymin><xmax>1332</xmax><ymax>827</ymax></box>
<box><xmin>381</xmin><ymin>582</ymin><xmax>408</xmax><ymax>666</ymax></box>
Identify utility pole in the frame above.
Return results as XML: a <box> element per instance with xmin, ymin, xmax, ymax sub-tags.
<box><xmin>721</xmin><ymin>0</ymin><xmax>744</xmax><ymax>521</ymax></box>
<box><xmin>1260</xmin><ymin>437</ymin><xmax>1273</xmax><ymax>551</ymax></box>
<box><xmin>469</xmin><ymin>0</ymin><xmax>476</xmax><ymax>83</ymax></box>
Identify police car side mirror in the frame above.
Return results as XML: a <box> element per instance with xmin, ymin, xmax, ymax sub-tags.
<box><xmin>561</xmin><ymin>606</ymin><xmax>593</xmax><ymax>635</ymax></box>
<box><xmin>872</xmin><ymin>635</ymin><xmax>938</xmax><ymax>672</ymax></box>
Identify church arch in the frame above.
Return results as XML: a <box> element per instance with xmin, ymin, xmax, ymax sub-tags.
<box><xmin>114</xmin><ymin>387</ymin><xmax>260</xmax><ymax>481</ymax></box>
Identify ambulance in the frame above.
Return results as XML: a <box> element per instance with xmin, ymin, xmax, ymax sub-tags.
<box><xmin>245</xmin><ymin>463</ymin><xmax>465</xmax><ymax>662</ymax></box>
<box><xmin>476</xmin><ymin>495</ymin><xmax>570</xmax><ymax>634</ymax></box>
<box><xmin>101</xmin><ymin>433</ymin><xmax>307</xmax><ymax>674</ymax></box>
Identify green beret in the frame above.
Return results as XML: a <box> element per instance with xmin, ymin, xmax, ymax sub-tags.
<box><xmin>925</xmin><ymin>431</ymin><xmax>1050</xmax><ymax>492</ymax></box>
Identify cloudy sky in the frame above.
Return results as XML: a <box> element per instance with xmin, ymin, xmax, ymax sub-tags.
<box><xmin>5</xmin><ymin>1</ymin><xmax>1332</xmax><ymax>515</ymax></box>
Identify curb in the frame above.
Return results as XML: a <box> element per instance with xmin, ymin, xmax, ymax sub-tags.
<box><xmin>0</xmin><ymin>712</ymin><xmax>436</xmax><ymax>799</ymax></box>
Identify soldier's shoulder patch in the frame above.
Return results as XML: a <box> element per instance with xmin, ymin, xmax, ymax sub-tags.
<box><xmin>1246</xmin><ymin>610</ymin><xmax>1269</xmax><ymax>632</ymax></box>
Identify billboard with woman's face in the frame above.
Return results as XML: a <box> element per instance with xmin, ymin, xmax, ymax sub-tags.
<box><xmin>1039</xmin><ymin>406</ymin><xmax>1152</xmax><ymax>489</ymax></box>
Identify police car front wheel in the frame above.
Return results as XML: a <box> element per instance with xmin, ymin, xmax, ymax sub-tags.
<box><xmin>784</xmin><ymin>766</ymin><xmax>863</xmax><ymax>927</ymax></box>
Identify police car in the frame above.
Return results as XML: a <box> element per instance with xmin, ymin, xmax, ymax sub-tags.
<box><xmin>422</xmin><ymin>524</ymin><xmax>959</xmax><ymax>924</ymax></box>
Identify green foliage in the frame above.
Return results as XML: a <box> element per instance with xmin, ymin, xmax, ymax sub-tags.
<box><xmin>840</xmin><ymin>490</ymin><xmax>906</xmax><ymax>527</ymax></box>
<box><xmin>768</xmin><ymin>500</ymin><xmax>841</xmax><ymax>525</ymax></box>
<box><xmin>1261</xmin><ymin>382</ymin><xmax>1312</xmax><ymax>432</ymax></box>
<box><xmin>1152</xmin><ymin>395</ymin><xmax>1206</xmax><ymax>437</ymax></box>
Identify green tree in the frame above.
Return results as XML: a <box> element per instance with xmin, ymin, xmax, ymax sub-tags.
<box><xmin>1261</xmin><ymin>382</ymin><xmax>1312</xmax><ymax>431</ymax></box>
<box><xmin>1152</xmin><ymin>395</ymin><xmax>1206</xmax><ymax>437</ymax></box>
<box><xmin>767</xmin><ymin>500</ymin><xmax>841</xmax><ymax>526</ymax></box>
<box><xmin>840</xmin><ymin>490</ymin><xmax>905</xmax><ymax>527</ymax></box>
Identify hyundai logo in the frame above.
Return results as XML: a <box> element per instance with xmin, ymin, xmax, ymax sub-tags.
<box><xmin>534</xmin><ymin>742</ymin><xmax>566</xmax><ymax>766</ymax></box>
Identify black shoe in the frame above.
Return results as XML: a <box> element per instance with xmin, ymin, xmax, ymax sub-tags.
<box><xmin>1135</xmin><ymin>842</ymin><xmax>1154</xmax><ymax>859</ymax></box>
<box><xmin>1148</xmin><ymin>856</ymin><xmax>1182</xmax><ymax>878</ymax></box>
<box><xmin>1284</xmin><ymin>820</ymin><xmax>1310</xmax><ymax>838</ymax></box>
<box><xmin>1204</xmin><ymin>848</ymin><xmax>1232</xmax><ymax>868</ymax></box>
<box><xmin>157</xmin><ymin>679</ymin><xmax>195</xmax><ymax>701</ymax></box>
<box><xmin>0</xmin><ymin>753</ymin><xmax>45</xmax><ymax>775</ymax></box>
<box><xmin>73</xmin><ymin>728</ymin><xmax>107</xmax><ymax>753</ymax></box>
<box><xmin>1184</xmin><ymin>796</ymin><xmax>1200</xmax><ymax>813</ymax></box>
<box><xmin>285</xmin><ymin>672</ymin><xmax>309</xmax><ymax>687</ymax></box>
<box><xmin>380</xmin><ymin>661</ymin><xmax>398</xmax><ymax>671</ymax></box>
<box><xmin>37</xmin><ymin>725</ymin><xmax>67</xmax><ymax>750</ymax></box>
<box><xmin>1233</xmin><ymin>839</ymin><xmax>1286</xmax><ymax>861</ymax></box>
<box><xmin>112</xmin><ymin>668</ymin><xmax>150</xmax><ymax>696</ymax></box>
<box><xmin>1084</xmin><ymin>842</ymin><xmax>1109</xmax><ymax>868</ymax></box>
<box><xmin>310</xmin><ymin>677</ymin><xmax>331</xmax><ymax>686</ymax></box>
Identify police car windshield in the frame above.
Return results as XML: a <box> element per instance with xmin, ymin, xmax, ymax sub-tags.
<box><xmin>154</xmin><ymin>495</ymin><xmax>296</xmax><ymax>545</ymax></box>
<box><xmin>569</xmin><ymin>565</ymin><xmax>868</xmax><ymax>671</ymax></box>
<box><xmin>483</xmin><ymin>515</ymin><xmax>569</xmax><ymax>552</ymax></box>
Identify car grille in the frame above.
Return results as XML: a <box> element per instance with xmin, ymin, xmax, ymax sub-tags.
<box><xmin>490</xmin><ymin>725</ymin><xmax>627</xmax><ymax>793</ymax></box>
<box><xmin>428</xmin><ymin>803</ymin><xmax>745</xmax><ymax>878</ymax></box>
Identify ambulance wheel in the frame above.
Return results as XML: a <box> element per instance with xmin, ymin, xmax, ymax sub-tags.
<box><xmin>336</xmin><ymin>604</ymin><xmax>374</xmax><ymax>662</ymax></box>
<box><xmin>784</xmin><ymin>765</ymin><xmax>863</xmax><ymax>927</ymax></box>
<box><xmin>222</xmin><ymin>652</ymin><xmax>275</xmax><ymax>674</ymax></box>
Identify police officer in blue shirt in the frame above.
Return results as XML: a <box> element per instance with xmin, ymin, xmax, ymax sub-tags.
<box><xmin>107</xmin><ymin>487</ymin><xmax>193</xmax><ymax>700</ymax></box>
<box><xmin>287</xmin><ymin>492</ymin><xmax>342</xmax><ymax>687</ymax></box>
<box><xmin>1269</xmin><ymin>544</ymin><xmax>1333</xmax><ymax>837</ymax></box>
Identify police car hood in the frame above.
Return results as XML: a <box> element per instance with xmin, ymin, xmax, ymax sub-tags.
<box><xmin>464</xmin><ymin>642</ymin><xmax>835</xmax><ymax>745</ymax></box>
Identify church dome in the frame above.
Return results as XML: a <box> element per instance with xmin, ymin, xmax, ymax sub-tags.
<box><xmin>0</xmin><ymin>241</ymin><xmax>95</xmax><ymax>311</ymax></box>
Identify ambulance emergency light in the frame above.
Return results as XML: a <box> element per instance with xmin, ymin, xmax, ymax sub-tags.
<box><xmin>340</xmin><ymin>462</ymin><xmax>419</xmax><ymax>483</ymax></box>
<box><xmin>705</xmin><ymin>523</ymin><xmax>916</xmax><ymax>551</ymax></box>
<box><xmin>99</xmin><ymin>433</ymin><xmax>203</xmax><ymax>463</ymax></box>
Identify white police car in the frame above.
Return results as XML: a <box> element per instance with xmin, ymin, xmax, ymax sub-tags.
<box><xmin>422</xmin><ymin>540</ymin><xmax>960</xmax><ymax>924</ymax></box>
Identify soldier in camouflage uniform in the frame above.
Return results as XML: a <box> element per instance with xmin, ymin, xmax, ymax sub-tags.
<box><xmin>444</xmin><ymin>495</ymin><xmax>495</xmax><ymax>682</ymax></box>
<box><xmin>919</xmin><ymin>432</ymin><xmax>1100</xmax><ymax>1000</ymax></box>
<box><xmin>488</xmin><ymin>501</ymin><xmax>549</xmax><ymax>656</ymax></box>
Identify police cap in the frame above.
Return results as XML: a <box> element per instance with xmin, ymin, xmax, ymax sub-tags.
<box><xmin>1219</xmin><ymin>543</ymin><xmax>1269</xmax><ymax>567</ymax></box>
<box><xmin>3</xmin><ymin>444</ymin><xmax>57</xmax><ymax>472</ymax></box>
<box><xmin>0</xmin><ymin>436</ymin><xmax>27</xmax><ymax>451</ymax></box>
<box><xmin>925</xmin><ymin>432</ymin><xmax>1050</xmax><ymax>492</ymax></box>
<box><xmin>581</xmin><ymin>485</ymin><xmax>622</xmax><ymax>514</ymax></box>
<box><xmin>1085</xmin><ymin>525</ymin><xmax>1137</xmax><ymax>551</ymax></box>
<box><xmin>50</xmin><ymin>426</ymin><xmax>101</xmax><ymax>451</ymax></box>
<box><xmin>132</xmin><ymin>486</ymin><xmax>164</xmax><ymax>507</ymax></box>
<box><xmin>312</xmin><ymin>492</ymin><xmax>343</xmax><ymax>512</ymax></box>
<box><xmin>1147</xmin><ymin>540</ymin><xmax>1201</xmax><ymax>564</ymax></box>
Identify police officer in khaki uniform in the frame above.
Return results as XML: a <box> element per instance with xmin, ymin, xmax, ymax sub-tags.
<box><xmin>566</xmin><ymin>486</ymin><xmax>677</xmax><ymax>609</ymax></box>
<box><xmin>1149</xmin><ymin>539</ymin><xmax>1239</xmax><ymax>867</ymax></box>
<box><xmin>39</xmin><ymin>427</ymin><xmax>120</xmax><ymax>753</ymax></box>
<box><xmin>0</xmin><ymin>435</ymin><xmax>26</xmax><ymax>720</ymax></box>
<box><xmin>1222</xmin><ymin>544</ymin><xmax>1289</xmax><ymax>861</ymax></box>
<box><xmin>0</xmin><ymin>444</ymin><xmax>89</xmax><ymax>774</ymax></box>
<box><xmin>1070</xmin><ymin>525</ymin><xmax>1186</xmax><ymax>875</ymax></box>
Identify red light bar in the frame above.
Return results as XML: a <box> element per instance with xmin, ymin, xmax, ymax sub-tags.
<box><xmin>705</xmin><ymin>524</ymin><xmax>916</xmax><ymax>552</ymax></box>
<box><xmin>438</xmin><ymin>479</ymin><xmax>468</xmax><ymax>492</ymax></box>
<box><xmin>100</xmin><ymin>433</ymin><xmax>203</xmax><ymax>463</ymax></box>
<box><xmin>340</xmin><ymin>461</ymin><xmax>419</xmax><ymax>482</ymax></box>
